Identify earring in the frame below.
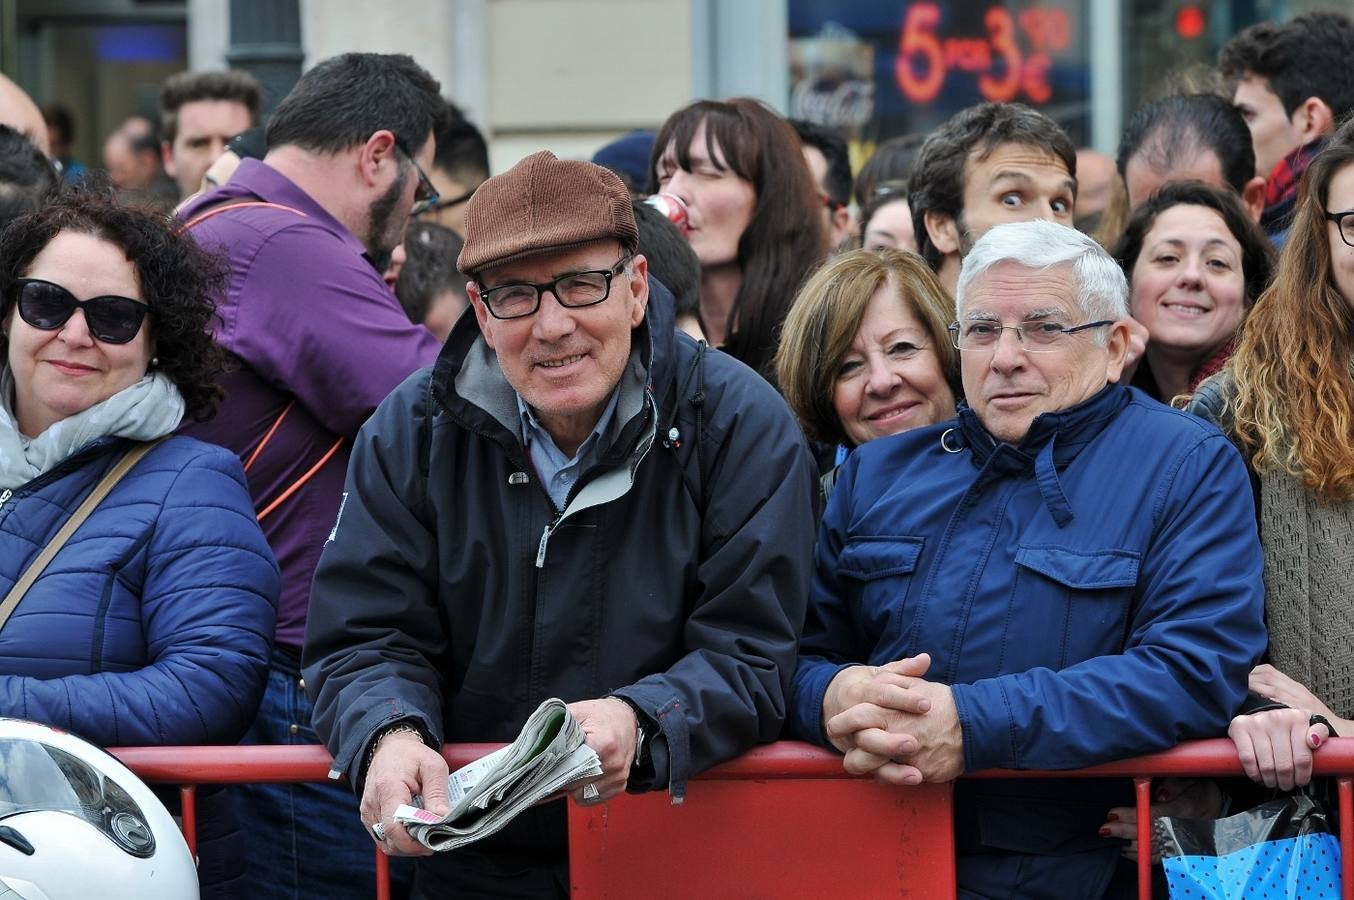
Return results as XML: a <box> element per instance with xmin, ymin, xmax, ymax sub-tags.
<box><xmin>150</xmin><ymin>356</ymin><xmax>159</xmax><ymax>367</ymax></box>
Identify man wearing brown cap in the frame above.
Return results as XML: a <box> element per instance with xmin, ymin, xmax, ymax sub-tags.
<box><xmin>303</xmin><ymin>151</ymin><xmax>817</xmax><ymax>896</ymax></box>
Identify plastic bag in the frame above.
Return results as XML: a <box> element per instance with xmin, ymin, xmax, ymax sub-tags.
<box><xmin>1155</xmin><ymin>791</ymin><xmax>1342</xmax><ymax>899</ymax></box>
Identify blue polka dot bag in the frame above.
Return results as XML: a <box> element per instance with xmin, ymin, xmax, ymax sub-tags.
<box><xmin>1156</xmin><ymin>791</ymin><xmax>1341</xmax><ymax>899</ymax></box>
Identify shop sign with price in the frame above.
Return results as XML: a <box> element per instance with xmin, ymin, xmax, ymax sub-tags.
<box><xmin>789</xmin><ymin>0</ymin><xmax>1090</xmax><ymax>150</ymax></box>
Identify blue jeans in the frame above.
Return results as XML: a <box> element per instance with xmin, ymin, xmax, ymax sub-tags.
<box><xmin>232</xmin><ymin>652</ymin><xmax>413</xmax><ymax>899</ymax></box>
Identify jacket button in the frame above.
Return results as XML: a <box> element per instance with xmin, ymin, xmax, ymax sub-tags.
<box><xmin>298</xmin><ymin>677</ymin><xmax>306</xmax><ymax>691</ymax></box>
<box><xmin>289</xmin><ymin>724</ymin><xmax>300</xmax><ymax>735</ymax></box>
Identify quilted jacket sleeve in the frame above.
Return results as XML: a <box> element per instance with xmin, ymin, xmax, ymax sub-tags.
<box><xmin>0</xmin><ymin>442</ymin><xmax>280</xmax><ymax>746</ymax></box>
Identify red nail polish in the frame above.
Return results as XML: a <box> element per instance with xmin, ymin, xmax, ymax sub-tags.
<box><xmin>1099</xmin><ymin>827</ymin><xmax>1112</xmax><ymax>837</ymax></box>
<box><xmin>1107</xmin><ymin>813</ymin><xmax>1119</xmax><ymax>822</ymax></box>
<box><xmin>1312</xmin><ymin>734</ymin><xmax>1324</xmax><ymax>748</ymax></box>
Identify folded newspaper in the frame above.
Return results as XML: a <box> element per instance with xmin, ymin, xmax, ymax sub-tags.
<box><xmin>392</xmin><ymin>697</ymin><xmax>603</xmax><ymax>851</ymax></box>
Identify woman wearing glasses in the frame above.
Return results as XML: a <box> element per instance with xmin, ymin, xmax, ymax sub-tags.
<box><xmin>1184</xmin><ymin>119</ymin><xmax>1354</xmax><ymax>790</ymax></box>
<box><xmin>776</xmin><ymin>249</ymin><xmax>959</xmax><ymax>493</ymax></box>
<box><xmin>1112</xmin><ymin>181</ymin><xmax>1273</xmax><ymax>405</ymax></box>
<box><xmin>650</xmin><ymin>97</ymin><xmax>828</xmax><ymax>382</ymax></box>
<box><xmin>0</xmin><ymin>193</ymin><xmax>278</xmax><ymax>896</ymax></box>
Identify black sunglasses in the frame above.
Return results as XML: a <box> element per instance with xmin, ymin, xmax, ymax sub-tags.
<box><xmin>9</xmin><ymin>277</ymin><xmax>149</xmax><ymax>344</ymax></box>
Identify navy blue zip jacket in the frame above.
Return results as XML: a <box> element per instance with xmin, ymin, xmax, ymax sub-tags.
<box><xmin>791</xmin><ymin>384</ymin><xmax>1266</xmax><ymax>859</ymax></box>
<box><xmin>304</xmin><ymin>281</ymin><xmax>817</xmax><ymax>807</ymax></box>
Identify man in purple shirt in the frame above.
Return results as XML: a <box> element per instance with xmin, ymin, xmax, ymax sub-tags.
<box><xmin>179</xmin><ymin>52</ymin><xmax>444</xmax><ymax>899</ymax></box>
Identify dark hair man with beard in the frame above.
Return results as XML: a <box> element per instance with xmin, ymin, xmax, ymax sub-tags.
<box><xmin>175</xmin><ymin>52</ymin><xmax>446</xmax><ymax>900</ymax></box>
<box><xmin>909</xmin><ymin>102</ymin><xmax>1078</xmax><ymax>297</ymax></box>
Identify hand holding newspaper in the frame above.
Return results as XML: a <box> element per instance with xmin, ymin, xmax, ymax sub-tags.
<box><xmin>393</xmin><ymin>697</ymin><xmax>603</xmax><ymax>851</ymax></box>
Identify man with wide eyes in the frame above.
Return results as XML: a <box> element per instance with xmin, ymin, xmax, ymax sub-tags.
<box><xmin>908</xmin><ymin>102</ymin><xmax>1078</xmax><ymax>298</ymax></box>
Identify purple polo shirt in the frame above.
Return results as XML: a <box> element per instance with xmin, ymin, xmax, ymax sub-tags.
<box><xmin>179</xmin><ymin>159</ymin><xmax>441</xmax><ymax>650</ymax></box>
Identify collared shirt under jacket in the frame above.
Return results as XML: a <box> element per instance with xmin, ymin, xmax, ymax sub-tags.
<box><xmin>303</xmin><ymin>281</ymin><xmax>818</xmax><ymax>817</ymax></box>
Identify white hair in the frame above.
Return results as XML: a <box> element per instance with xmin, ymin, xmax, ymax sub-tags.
<box><xmin>954</xmin><ymin>220</ymin><xmax>1128</xmax><ymax>342</ymax></box>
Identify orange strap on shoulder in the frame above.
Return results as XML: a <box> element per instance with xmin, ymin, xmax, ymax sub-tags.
<box><xmin>179</xmin><ymin>200</ymin><xmax>308</xmax><ymax>233</ymax></box>
<box><xmin>243</xmin><ymin>402</ymin><xmax>346</xmax><ymax>523</ymax></box>
<box><xmin>181</xmin><ymin>199</ymin><xmax>333</xmax><ymax>522</ymax></box>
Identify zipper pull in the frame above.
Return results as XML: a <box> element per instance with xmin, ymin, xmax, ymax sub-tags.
<box><xmin>536</xmin><ymin>524</ymin><xmax>551</xmax><ymax>568</ymax></box>
<box><xmin>0</xmin><ymin>489</ymin><xmax>11</xmax><ymax>509</ymax></box>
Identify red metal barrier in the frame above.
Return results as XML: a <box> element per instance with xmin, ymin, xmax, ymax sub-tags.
<box><xmin>109</xmin><ymin>739</ymin><xmax>1354</xmax><ymax>900</ymax></box>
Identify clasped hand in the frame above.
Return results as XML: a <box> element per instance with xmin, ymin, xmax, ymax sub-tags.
<box><xmin>821</xmin><ymin>652</ymin><xmax>963</xmax><ymax>785</ymax></box>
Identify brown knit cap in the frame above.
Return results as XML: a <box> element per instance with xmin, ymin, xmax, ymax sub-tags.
<box><xmin>457</xmin><ymin>150</ymin><xmax>639</xmax><ymax>274</ymax></box>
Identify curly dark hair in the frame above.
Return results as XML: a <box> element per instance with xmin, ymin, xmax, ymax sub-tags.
<box><xmin>0</xmin><ymin>190</ymin><xmax>227</xmax><ymax>421</ymax></box>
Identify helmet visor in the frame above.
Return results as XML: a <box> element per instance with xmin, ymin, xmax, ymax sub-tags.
<box><xmin>0</xmin><ymin>739</ymin><xmax>157</xmax><ymax>857</ymax></box>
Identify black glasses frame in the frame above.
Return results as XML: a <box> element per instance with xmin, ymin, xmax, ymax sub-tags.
<box><xmin>479</xmin><ymin>255</ymin><xmax>633</xmax><ymax>320</ymax></box>
<box><xmin>9</xmin><ymin>277</ymin><xmax>149</xmax><ymax>344</ymax></box>
<box><xmin>393</xmin><ymin>138</ymin><xmax>440</xmax><ymax>216</ymax></box>
<box><xmin>947</xmin><ymin>319</ymin><xmax>1113</xmax><ymax>352</ymax></box>
<box><xmin>420</xmin><ymin>186</ymin><xmax>477</xmax><ymax>217</ymax></box>
<box><xmin>1326</xmin><ymin>210</ymin><xmax>1354</xmax><ymax>248</ymax></box>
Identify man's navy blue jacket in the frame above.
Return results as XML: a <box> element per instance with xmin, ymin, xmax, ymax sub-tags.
<box><xmin>791</xmin><ymin>384</ymin><xmax>1266</xmax><ymax>862</ymax></box>
<box><xmin>305</xmin><ymin>280</ymin><xmax>817</xmax><ymax>809</ymax></box>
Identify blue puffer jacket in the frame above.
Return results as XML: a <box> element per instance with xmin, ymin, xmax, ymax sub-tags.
<box><xmin>0</xmin><ymin>435</ymin><xmax>279</xmax><ymax>747</ymax></box>
<box><xmin>791</xmin><ymin>385</ymin><xmax>1267</xmax><ymax>862</ymax></box>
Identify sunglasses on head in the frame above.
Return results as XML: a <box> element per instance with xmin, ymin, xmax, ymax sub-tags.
<box><xmin>9</xmin><ymin>277</ymin><xmax>148</xmax><ymax>344</ymax></box>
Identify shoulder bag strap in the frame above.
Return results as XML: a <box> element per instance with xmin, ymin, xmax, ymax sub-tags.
<box><xmin>0</xmin><ymin>439</ymin><xmax>164</xmax><ymax>633</ymax></box>
<box><xmin>179</xmin><ymin>201</ymin><xmax>339</xmax><ymax>522</ymax></box>
<box><xmin>179</xmin><ymin>200</ymin><xmax>308</xmax><ymax>233</ymax></box>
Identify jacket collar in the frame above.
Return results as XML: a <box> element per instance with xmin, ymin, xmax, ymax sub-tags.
<box><xmin>951</xmin><ymin>383</ymin><xmax>1130</xmax><ymax>527</ymax></box>
<box><xmin>430</xmin><ymin>274</ymin><xmax>680</xmax><ymax>463</ymax></box>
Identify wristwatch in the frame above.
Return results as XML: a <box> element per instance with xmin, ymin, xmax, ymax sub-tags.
<box><xmin>611</xmin><ymin>696</ymin><xmax>654</xmax><ymax>770</ymax></box>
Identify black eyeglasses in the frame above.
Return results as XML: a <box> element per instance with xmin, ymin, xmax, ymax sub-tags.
<box><xmin>1326</xmin><ymin>210</ymin><xmax>1354</xmax><ymax>248</ymax></box>
<box><xmin>9</xmin><ymin>278</ymin><xmax>148</xmax><ymax>344</ymax></box>
<box><xmin>394</xmin><ymin>139</ymin><xmax>440</xmax><ymax>216</ymax></box>
<box><xmin>479</xmin><ymin>256</ymin><xmax>633</xmax><ymax>320</ymax></box>
<box><xmin>419</xmin><ymin>186</ymin><xmax>477</xmax><ymax>217</ymax></box>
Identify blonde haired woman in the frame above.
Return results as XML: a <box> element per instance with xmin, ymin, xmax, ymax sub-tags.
<box><xmin>776</xmin><ymin>249</ymin><xmax>959</xmax><ymax>495</ymax></box>
<box><xmin>1190</xmin><ymin>117</ymin><xmax>1354</xmax><ymax>790</ymax></box>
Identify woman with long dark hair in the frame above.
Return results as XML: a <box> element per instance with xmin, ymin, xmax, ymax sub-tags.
<box><xmin>650</xmin><ymin>97</ymin><xmax>828</xmax><ymax>381</ymax></box>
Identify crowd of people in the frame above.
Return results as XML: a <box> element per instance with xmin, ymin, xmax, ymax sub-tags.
<box><xmin>0</xmin><ymin>8</ymin><xmax>1352</xmax><ymax>899</ymax></box>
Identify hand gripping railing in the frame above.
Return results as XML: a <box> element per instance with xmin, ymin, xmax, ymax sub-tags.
<box><xmin>109</xmin><ymin>739</ymin><xmax>1354</xmax><ymax>900</ymax></box>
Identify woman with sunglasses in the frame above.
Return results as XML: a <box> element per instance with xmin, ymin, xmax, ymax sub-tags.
<box><xmin>0</xmin><ymin>192</ymin><xmax>278</xmax><ymax>896</ymax></box>
<box><xmin>1180</xmin><ymin>120</ymin><xmax>1354</xmax><ymax>793</ymax></box>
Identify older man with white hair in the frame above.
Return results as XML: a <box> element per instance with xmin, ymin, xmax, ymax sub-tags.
<box><xmin>789</xmin><ymin>219</ymin><xmax>1267</xmax><ymax>897</ymax></box>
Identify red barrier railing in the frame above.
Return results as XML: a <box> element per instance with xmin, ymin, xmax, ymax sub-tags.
<box><xmin>109</xmin><ymin>739</ymin><xmax>1354</xmax><ymax>900</ymax></box>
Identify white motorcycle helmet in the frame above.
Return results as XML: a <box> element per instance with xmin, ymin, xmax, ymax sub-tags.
<box><xmin>0</xmin><ymin>719</ymin><xmax>198</xmax><ymax>899</ymax></box>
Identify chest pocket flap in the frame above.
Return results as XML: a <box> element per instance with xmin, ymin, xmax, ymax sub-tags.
<box><xmin>1013</xmin><ymin>545</ymin><xmax>1140</xmax><ymax>590</ymax></box>
<box><xmin>838</xmin><ymin>537</ymin><xmax>924</xmax><ymax>580</ymax></box>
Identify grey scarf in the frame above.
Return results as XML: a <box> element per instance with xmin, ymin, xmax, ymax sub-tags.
<box><xmin>0</xmin><ymin>366</ymin><xmax>185</xmax><ymax>489</ymax></box>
